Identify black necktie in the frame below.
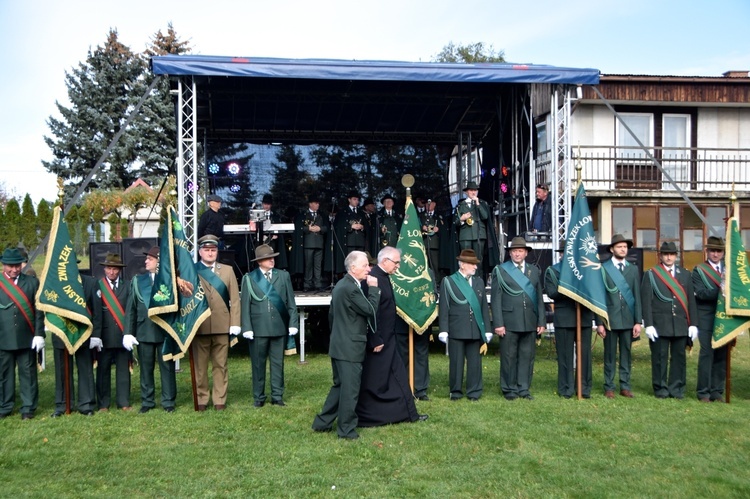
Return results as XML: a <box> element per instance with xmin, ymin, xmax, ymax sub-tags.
<box><xmin>618</xmin><ymin>263</ymin><xmax>624</xmax><ymax>272</ymax></box>
<box><xmin>264</xmin><ymin>271</ymin><xmax>271</xmax><ymax>281</ymax></box>
<box><xmin>111</xmin><ymin>280</ymin><xmax>117</xmax><ymax>291</ymax></box>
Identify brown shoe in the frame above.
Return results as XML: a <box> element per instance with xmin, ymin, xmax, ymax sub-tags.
<box><xmin>620</xmin><ymin>389</ymin><xmax>634</xmax><ymax>398</ymax></box>
<box><xmin>711</xmin><ymin>397</ymin><xmax>726</xmax><ymax>403</ymax></box>
<box><xmin>99</xmin><ymin>407</ymin><xmax>109</xmax><ymax>412</ymax></box>
<box><xmin>197</xmin><ymin>405</ymin><xmax>207</xmax><ymax>412</ymax></box>
<box><xmin>699</xmin><ymin>398</ymin><xmax>710</xmax><ymax>403</ymax></box>
<box><xmin>214</xmin><ymin>404</ymin><xmax>226</xmax><ymax>411</ymax></box>
<box><xmin>605</xmin><ymin>390</ymin><xmax>615</xmax><ymax>399</ymax></box>
<box><xmin>121</xmin><ymin>406</ymin><xmax>132</xmax><ymax>411</ymax></box>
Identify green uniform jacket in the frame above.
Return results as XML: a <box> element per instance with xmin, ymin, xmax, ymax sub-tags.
<box><xmin>98</xmin><ymin>277</ymin><xmax>129</xmax><ymax>348</ymax></box>
<box><xmin>641</xmin><ymin>265</ymin><xmax>698</xmax><ymax>337</ymax></box>
<box><xmin>544</xmin><ymin>265</ymin><xmax>594</xmax><ymax>328</ymax></box>
<box><xmin>241</xmin><ymin>268</ymin><xmax>299</xmax><ymax>337</ymax></box>
<box><xmin>454</xmin><ymin>198</ymin><xmax>490</xmax><ymax>241</ymax></box>
<box><xmin>595</xmin><ymin>262</ymin><xmax>643</xmax><ymax>330</ymax></box>
<box><xmin>438</xmin><ymin>273</ymin><xmax>491</xmax><ymax>339</ymax></box>
<box><xmin>125</xmin><ymin>273</ymin><xmax>166</xmax><ymax>343</ymax></box>
<box><xmin>52</xmin><ymin>274</ymin><xmax>101</xmax><ymax>349</ymax></box>
<box><xmin>377</xmin><ymin>208</ymin><xmax>403</xmax><ymax>248</ymax></box>
<box><xmin>0</xmin><ymin>273</ymin><xmax>44</xmax><ymax>350</ymax></box>
<box><xmin>692</xmin><ymin>263</ymin><xmax>721</xmax><ymax>332</ymax></box>
<box><xmin>491</xmin><ymin>263</ymin><xmax>546</xmax><ymax>331</ymax></box>
<box><xmin>328</xmin><ymin>274</ymin><xmax>380</xmax><ymax>363</ymax></box>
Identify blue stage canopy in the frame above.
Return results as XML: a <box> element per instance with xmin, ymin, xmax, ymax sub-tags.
<box><xmin>151</xmin><ymin>54</ymin><xmax>599</xmax><ymax>85</ymax></box>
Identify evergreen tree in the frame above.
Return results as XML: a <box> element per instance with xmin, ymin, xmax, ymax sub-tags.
<box><xmin>43</xmin><ymin>29</ymin><xmax>144</xmax><ymax>197</ymax></box>
<box><xmin>0</xmin><ymin>205</ymin><xmax>5</xmax><ymax>250</ymax></box>
<box><xmin>3</xmin><ymin>199</ymin><xmax>21</xmax><ymax>248</ymax></box>
<box><xmin>19</xmin><ymin>194</ymin><xmax>37</xmax><ymax>248</ymax></box>
<box><xmin>36</xmin><ymin>199</ymin><xmax>53</xmax><ymax>245</ymax></box>
<box><xmin>311</xmin><ymin>145</ymin><xmax>366</xmax><ymax>208</ymax></box>
<box><xmin>134</xmin><ymin>24</ymin><xmax>193</xmax><ymax>185</ymax></box>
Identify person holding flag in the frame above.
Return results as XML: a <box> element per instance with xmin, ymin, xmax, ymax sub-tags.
<box><xmin>438</xmin><ymin>249</ymin><xmax>492</xmax><ymax>401</ymax></box>
<box><xmin>241</xmin><ymin>244</ymin><xmax>299</xmax><ymax>408</ymax></box>
<box><xmin>124</xmin><ymin>246</ymin><xmax>177</xmax><ymax>413</ymax></box>
<box><xmin>693</xmin><ymin>236</ymin><xmax>727</xmax><ymax>402</ymax></box>
<box><xmin>641</xmin><ymin>242</ymin><xmax>698</xmax><ymax>399</ymax></box>
<box><xmin>491</xmin><ymin>237</ymin><xmax>546</xmax><ymax>401</ymax></box>
<box><xmin>0</xmin><ymin>247</ymin><xmax>45</xmax><ymax>420</ymax></box>
<box><xmin>595</xmin><ymin>234</ymin><xmax>643</xmax><ymax>399</ymax></box>
<box><xmin>95</xmin><ymin>253</ymin><xmax>131</xmax><ymax>411</ymax></box>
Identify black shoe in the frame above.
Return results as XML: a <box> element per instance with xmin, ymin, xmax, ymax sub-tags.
<box><xmin>139</xmin><ymin>406</ymin><xmax>152</xmax><ymax>414</ymax></box>
<box><xmin>339</xmin><ymin>434</ymin><xmax>359</xmax><ymax>440</ymax></box>
<box><xmin>312</xmin><ymin>426</ymin><xmax>332</xmax><ymax>433</ymax></box>
<box><xmin>80</xmin><ymin>410</ymin><xmax>94</xmax><ymax>416</ymax></box>
<box><xmin>450</xmin><ymin>397</ymin><xmax>461</xmax><ymax>402</ymax></box>
<box><xmin>416</xmin><ymin>395</ymin><xmax>430</xmax><ymax>401</ymax></box>
<box><xmin>21</xmin><ymin>413</ymin><xmax>34</xmax><ymax>420</ymax></box>
<box><xmin>468</xmin><ymin>397</ymin><xmax>479</xmax><ymax>402</ymax></box>
<box><xmin>50</xmin><ymin>411</ymin><xmax>63</xmax><ymax>418</ymax></box>
<box><xmin>522</xmin><ymin>394</ymin><xmax>534</xmax><ymax>400</ymax></box>
<box><xmin>164</xmin><ymin>407</ymin><xmax>175</xmax><ymax>413</ymax></box>
<box><xmin>271</xmin><ymin>400</ymin><xmax>286</xmax><ymax>407</ymax></box>
<box><xmin>417</xmin><ymin>414</ymin><xmax>429</xmax><ymax>422</ymax></box>
<box><xmin>0</xmin><ymin>413</ymin><xmax>8</xmax><ymax>419</ymax></box>
<box><xmin>254</xmin><ymin>400</ymin><xmax>265</xmax><ymax>408</ymax></box>
<box><xmin>505</xmin><ymin>395</ymin><xmax>518</xmax><ymax>401</ymax></box>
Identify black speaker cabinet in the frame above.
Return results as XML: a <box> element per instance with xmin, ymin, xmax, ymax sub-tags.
<box><xmin>121</xmin><ymin>238</ymin><xmax>159</xmax><ymax>280</ymax></box>
<box><xmin>88</xmin><ymin>242</ymin><xmax>122</xmax><ymax>281</ymax></box>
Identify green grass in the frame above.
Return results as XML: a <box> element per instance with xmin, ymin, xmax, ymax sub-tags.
<box><xmin>2</xmin><ymin>334</ymin><xmax>750</xmax><ymax>498</ymax></box>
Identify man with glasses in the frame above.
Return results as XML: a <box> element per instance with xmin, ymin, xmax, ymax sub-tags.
<box><xmin>356</xmin><ymin>247</ymin><xmax>427</xmax><ymax>426</ymax></box>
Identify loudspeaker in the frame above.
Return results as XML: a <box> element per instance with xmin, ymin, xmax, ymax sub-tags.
<box><xmin>89</xmin><ymin>242</ymin><xmax>122</xmax><ymax>281</ymax></box>
<box><xmin>526</xmin><ymin>248</ymin><xmax>553</xmax><ymax>276</ymax></box>
<box><xmin>121</xmin><ymin>238</ymin><xmax>159</xmax><ymax>280</ymax></box>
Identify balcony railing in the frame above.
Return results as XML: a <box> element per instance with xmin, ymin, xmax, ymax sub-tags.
<box><xmin>536</xmin><ymin>145</ymin><xmax>750</xmax><ymax>192</ymax></box>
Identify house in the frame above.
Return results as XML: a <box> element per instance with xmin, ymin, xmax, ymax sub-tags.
<box><xmin>533</xmin><ymin>71</ymin><xmax>750</xmax><ymax>270</ymax></box>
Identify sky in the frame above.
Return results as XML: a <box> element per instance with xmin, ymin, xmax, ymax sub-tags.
<box><xmin>1</xmin><ymin>0</ymin><xmax>749</xmax><ymax>204</ymax></box>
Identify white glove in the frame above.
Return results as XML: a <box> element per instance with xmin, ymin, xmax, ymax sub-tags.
<box><xmin>243</xmin><ymin>331</ymin><xmax>254</xmax><ymax>340</ymax></box>
<box><xmin>288</xmin><ymin>327</ymin><xmax>298</xmax><ymax>336</ymax></box>
<box><xmin>122</xmin><ymin>334</ymin><xmax>139</xmax><ymax>351</ymax></box>
<box><xmin>438</xmin><ymin>332</ymin><xmax>448</xmax><ymax>344</ymax></box>
<box><xmin>645</xmin><ymin>326</ymin><xmax>658</xmax><ymax>342</ymax></box>
<box><xmin>688</xmin><ymin>326</ymin><xmax>699</xmax><ymax>341</ymax></box>
<box><xmin>485</xmin><ymin>332</ymin><xmax>493</xmax><ymax>343</ymax></box>
<box><xmin>31</xmin><ymin>336</ymin><xmax>45</xmax><ymax>353</ymax></box>
<box><xmin>89</xmin><ymin>337</ymin><xmax>103</xmax><ymax>351</ymax></box>
<box><xmin>229</xmin><ymin>326</ymin><xmax>241</xmax><ymax>336</ymax></box>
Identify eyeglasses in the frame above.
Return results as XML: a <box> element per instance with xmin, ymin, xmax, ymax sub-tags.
<box><xmin>386</xmin><ymin>257</ymin><xmax>401</xmax><ymax>265</ymax></box>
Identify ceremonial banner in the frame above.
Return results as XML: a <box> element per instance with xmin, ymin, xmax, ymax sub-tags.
<box><xmin>724</xmin><ymin>217</ymin><xmax>750</xmax><ymax>316</ymax></box>
<box><xmin>393</xmin><ymin>196</ymin><xmax>437</xmax><ymax>334</ymax></box>
<box><xmin>148</xmin><ymin>206</ymin><xmax>210</xmax><ymax>359</ymax></box>
<box><xmin>35</xmin><ymin>206</ymin><xmax>93</xmax><ymax>354</ymax></box>
<box><xmin>558</xmin><ymin>183</ymin><xmax>610</xmax><ymax>329</ymax></box>
<box><xmin>712</xmin><ymin>295</ymin><xmax>749</xmax><ymax>348</ymax></box>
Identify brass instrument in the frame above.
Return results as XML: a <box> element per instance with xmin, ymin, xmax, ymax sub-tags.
<box><xmin>466</xmin><ymin>217</ymin><xmax>474</xmax><ymax>226</ymax></box>
<box><xmin>426</xmin><ymin>225</ymin><xmax>435</xmax><ymax>235</ymax></box>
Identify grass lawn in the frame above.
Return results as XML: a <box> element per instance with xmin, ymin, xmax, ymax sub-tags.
<box><xmin>2</xmin><ymin>332</ymin><xmax>749</xmax><ymax>498</ymax></box>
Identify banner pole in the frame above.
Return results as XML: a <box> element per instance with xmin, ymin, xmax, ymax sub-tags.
<box><xmin>576</xmin><ymin>303</ymin><xmax>582</xmax><ymax>400</ymax></box>
<box><xmin>64</xmin><ymin>351</ymin><xmax>71</xmax><ymax>415</ymax></box>
<box><xmin>726</xmin><ymin>341</ymin><xmax>733</xmax><ymax>404</ymax></box>
<box><xmin>409</xmin><ymin>326</ymin><xmax>415</xmax><ymax>394</ymax></box>
<box><xmin>189</xmin><ymin>344</ymin><xmax>199</xmax><ymax>411</ymax></box>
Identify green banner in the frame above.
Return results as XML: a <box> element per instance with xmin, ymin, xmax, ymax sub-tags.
<box><xmin>724</xmin><ymin>217</ymin><xmax>750</xmax><ymax>316</ymax></box>
<box><xmin>393</xmin><ymin>195</ymin><xmax>437</xmax><ymax>334</ymax></box>
<box><xmin>148</xmin><ymin>206</ymin><xmax>210</xmax><ymax>360</ymax></box>
<box><xmin>558</xmin><ymin>183</ymin><xmax>610</xmax><ymax>330</ymax></box>
<box><xmin>712</xmin><ymin>295</ymin><xmax>749</xmax><ymax>348</ymax></box>
<box><xmin>35</xmin><ymin>206</ymin><xmax>92</xmax><ymax>354</ymax></box>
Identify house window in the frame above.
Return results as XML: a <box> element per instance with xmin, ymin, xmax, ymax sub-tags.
<box><xmin>662</xmin><ymin>114</ymin><xmax>691</xmax><ymax>190</ymax></box>
<box><xmin>635</xmin><ymin>206</ymin><xmax>657</xmax><ymax>250</ymax></box>
<box><xmin>612</xmin><ymin>207</ymin><xmax>633</xmax><ymax>240</ymax></box>
<box><xmin>615</xmin><ymin>113</ymin><xmax>654</xmax><ymax>189</ymax></box>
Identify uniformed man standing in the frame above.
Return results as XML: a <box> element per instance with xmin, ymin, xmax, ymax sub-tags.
<box><xmin>642</xmin><ymin>241</ymin><xmax>698</xmax><ymax>399</ymax></box>
<box><xmin>490</xmin><ymin>237</ymin><xmax>546</xmax><ymax>400</ymax></box>
<box><xmin>0</xmin><ymin>248</ymin><xmax>45</xmax><ymax>420</ymax></box>
<box><xmin>455</xmin><ymin>181</ymin><xmax>490</xmax><ymax>275</ymax></box>
<box><xmin>297</xmin><ymin>196</ymin><xmax>329</xmax><ymax>292</ymax></box>
<box><xmin>596</xmin><ymin>234</ymin><xmax>643</xmax><ymax>399</ymax></box>
<box><xmin>378</xmin><ymin>195</ymin><xmax>402</xmax><ymax>248</ymax></box>
<box><xmin>420</xmin><ymin>198</ymin><xmax>443</xmax><ymax>285</ymax></box>
<box><xmin>693</xmin><ymin>236</ymin><xmax>727</xmax><ymax>402</ymax></box>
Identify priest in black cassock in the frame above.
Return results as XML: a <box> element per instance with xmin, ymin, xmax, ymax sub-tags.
<box><xmin>356</xmin><ymin>246</ymin><xmax>428</xmax><ymax>427</ymax></box>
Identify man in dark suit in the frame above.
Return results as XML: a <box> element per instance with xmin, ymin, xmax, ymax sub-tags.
<box><xmin>491</xmin><ymin>237</ymin><xmax>546</xmax><ymax>400</ymax></box>
<box><xmin>455</xmin><ymin>181</ymin><xmax>490</xmax><ymax>273</ymax></box>
<box><xmin>545</xmin><ymin>243</ymin><xmax>595</xmax><ymax>398</ymax></box>
<box><xmin>0</xmin><ymin>248</ymin><xmax>45</xmax><ymax>420</ymax></box>
<box><xmin>123</xmin><ymin>246</ymin><xmax>177</xmax><ymax>413</ymax></box>
<box><xmin>642</xmin><ymin>241</ymin><xmax>698</xmax><ymax>399</ymax></box>
<box><xmin>693</xmin><ymin>236</ymin><xmax>727</xmax><ymax>402</ymax></box>
<box><xmin>596</xmin><ymin>234</ymin><xmax>643</xmax><ymax>399</ymax></box>
<box><xmin>438</xmin><ymin>249</ymin><xmax>492</xmax><ymax>401</ymax></box>
<box><xmin>297</xmin><ymin>196</ymin><xmax>329</xmax><ymax>291</ymax></box>
<box><xmin>378</xmin><ymin>195</ymin><xmax>402</xmax><ymax>248</ymax></box>
<box><xmin>95</xmin><ymin>253</ymin><xmax>131</xmax><ymax>411</ymax></box>
<box><xmin>194</xmin><ymin>235</ymin><xmax>241</xmax><ymax>411</ymax></box>
<box><xmin>51</xmin><ymin>269</ymin><xmax>101</xmax><ymax>417</ymax></box>
<box><xmin>420</xmin><ymin>198</ymin><xmax>444</xmax><ymax>285</ymax></box>
<box><xmin>197</xmin><ymin>194</ymin><xmax>225</xmax><ymax>241</ymax></box>
<box><xmin>312</xmin><ymin>251</ymin><xmax>380</xmax><ymax>440</ymax></box>
<box><xmin>241</xmin><ymin>244</ymin><xmax>299</xmax><ymax>407</ymax></box>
